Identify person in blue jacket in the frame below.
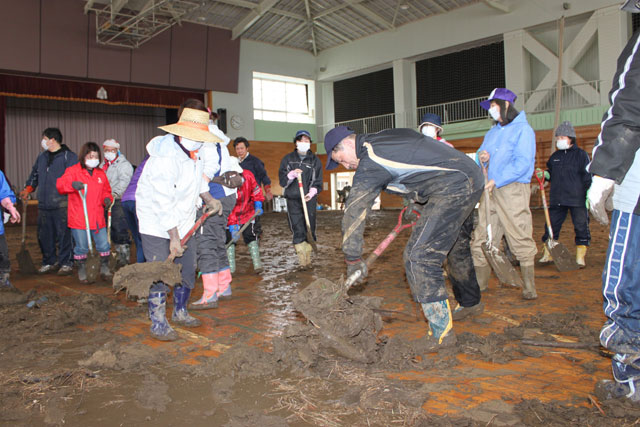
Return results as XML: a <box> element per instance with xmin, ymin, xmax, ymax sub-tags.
<box><xmin>0</xmin><ymin>170</ymin><xmax>21</xmax><ymax>289</ymax></box>
<box><xmin>470</xmin><ymin>88</ymin><xmax>538</xmax><ymax>299</ymax></box>
<box><xmin>19</xmin><ymin>128</ymin><xmax>78</xmax><ymax>275</ymax></box>
<box><xmin>536</xmin><ymin>121</ymin><xmax>591</xmax><ymax>267</ymax></box>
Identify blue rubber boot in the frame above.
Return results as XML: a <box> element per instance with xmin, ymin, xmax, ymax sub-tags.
<box><xmin>421</xmin><ymin>300</ymin><xmax>456</xmax><ymax>348</ymax></box>
<box><xmin>171</xmin><ymin>285</ymin><xmax>202</xmax><ymax>327</ymax></box>
<box><xmin>0</xmin><ymin>272</ymin><xmax>15</xmax><ymax>291</ymax></box>
<box><xmin>148</xmin><ymin>284</ymin><xmax>178</xmax><ymax>341</ymax></box>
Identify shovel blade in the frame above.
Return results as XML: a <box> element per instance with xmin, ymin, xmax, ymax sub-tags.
<box><xmin>547</xmin><ymin>240</ymin><xmax>580</xmax><ymax>272</ymax></box>
<box><xmin>16</xmin><ymin>247</ymin><xmax>37</xmax><ymax>274</ymax></box>
<box><xmin>86</xmin><ymin>255</ymin><xmax>100</xmax><ymax>283</ymax></box>
<box><xmin>482</xmin><ymin>243</ymin><xmax>524</xmax><ymax>288</ymax></box>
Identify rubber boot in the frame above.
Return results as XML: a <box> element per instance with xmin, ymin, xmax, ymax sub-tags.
<box><xmin>452</xmin><ymin>301</ymin><xmax>485</xmax><ymax>321</ymax></box>
<box><xmin>521</xmin><ymin>264</ymin><xmax>537</xmax><ymax>300</ymax></box>
<box><xmin>248</xmin><ymin>240</ymin><xmax>263</xmax><ymax>273</ymax></box>
<box><xmin>100</xmin><ymin>255</ymin><xmax>113</xmax><ymax>280</ymax></box>
<box><xmin>171</xmin><ymin>285</ymin><xmax>202</xmax><ymax>327</ymax></box>
<box><xmin>148</xmin><ymin>288</ymin><xmax>178</xmax><ymax>341</ymax></box>
<box><xmin>115</xmin><ymin>244</ymin><xmax>130</xmax><ymax>268</ymax></box>
<box><xmin>76</xmin><ymin>259</ymin><xmax>88</xmax><ymax>283</ymax></box>
<box><xmin>303</xmin><ymin>242</ymin><xmax>313</xmax><ymax>266</ymax></box>
<box><xmin>0</xmin><ymin>272</ymin><xmax>15</xmax><ymax>291</ymax></box>
<box><xmin>595</xmin><ymin>379</ymin><xmax>640</xmax><ymax>405</ymax></box>
<box><xmin>227</xmin><ymin>244</ymin><xmax>236</xmax><ymax>274</ymax></box>
<box><xmin>218</xmin><ymin>268</ymin><xmax>232</xmax><ymax>300</ymax></box>
<box><xmin>294</xmin><ymin>243</ymin><xmax>309</xmax><ymax>268</ymax></box>
<box><xmin>474</xmin><ymin>265</ymin><xmax>492</xmax><ymax>292</ymax></box>
<box><xmin>576</xmin><ymin>245</ymin><xmax>587</xmax><ymax>268</ymax></box>
<box><xmin>420</xmin><ymin>300</ymin><xmax>456</xmax><ymax>350</ymax></box>
<box><xmin>538</xmin><ymin>245</ymin><xmax>553</xmax><ymax>264</ymax></box>
<box><xmin>189</xmin><ymin>273</ymin><xmax>219</xmax><ymax>310</ymax></box>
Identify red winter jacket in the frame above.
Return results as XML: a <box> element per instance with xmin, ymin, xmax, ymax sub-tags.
<box><xmin>227</xmin><ymin>169</ymin><xmax>265</xmax><ymax>226</ymax></box>
<box><xmin>56</xmin><ymin>163</ymin><xmax>113</xmax><ymax>230</ymax></box>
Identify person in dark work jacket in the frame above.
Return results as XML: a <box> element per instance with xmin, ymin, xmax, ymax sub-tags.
<box><xmin>537</xmin><ymin>121</ymin><xmax>591</xmax><ymax>267</ymax></box>
<box><xmin>324</xmin><ymin>126</ymin><xmax>483</xmax><ymax>350</ymax></box>
<box><xmin>278</xmin><ymin>130</ymin><xmax>322</xmax><ymax>268</ymax></box>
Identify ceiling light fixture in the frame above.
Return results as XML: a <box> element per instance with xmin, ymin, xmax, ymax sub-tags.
<box><xmin>399</xmin><ymin>3</ymin><xmax>409</xmax><ymax>10</ymax></box>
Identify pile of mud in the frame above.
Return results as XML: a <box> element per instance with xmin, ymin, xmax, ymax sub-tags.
<box><xmin>113</xmin><ymin>260</ymin><xmax>182</xmax><ymax>299</ymax></box>
<box><xmin>516</xmin><ymin>398</ymin><xmax>640</xmax><ymax>426</ymax></box>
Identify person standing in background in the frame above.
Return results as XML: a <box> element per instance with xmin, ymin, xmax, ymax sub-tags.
<box><xmin>0</xmin><ymin>169</ymin><xmax>21</xmax><ymax>289</ymax></box>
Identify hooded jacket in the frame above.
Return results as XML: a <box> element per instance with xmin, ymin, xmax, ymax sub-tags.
<box><xmin>135</xmin><ymin>134</ymin><xmax>209</xmax><ymax>240</ymax></box>
<box><xmin>227</xmin><ymin>169</ymin><xmax>265</xmax><ymax>226</ymax></box>
<box><xmin>100</xmin><ymin>153</ymin><xmax>133</xmax><ymax>199</ymax></box>
<box><xmin>56</xmin><ymin>163</ymin><xmax>113</xmax><ymax>230</ymax></box>
<box><xmin>278</xmin><ymin>149</ymin><xmax>323</xmax><ymax>200</ymax></box>
<box><xmin>25</xmin><ymin>145</ymin><xmax>78</xmax><ymax>209</ymax></box>
<box><xmin>545</xmin><ymin>144</ymin><xmax>592</xmax><ymax>207</ymax></box>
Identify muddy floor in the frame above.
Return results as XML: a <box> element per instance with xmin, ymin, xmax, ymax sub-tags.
<box><xmin>1</xmin><ymin>209</ymin><xmax>638</xmax><ymax>426</ymax></box>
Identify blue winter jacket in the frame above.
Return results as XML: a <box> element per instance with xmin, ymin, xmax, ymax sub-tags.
<box><xmin>478</xmin><ymin>111</ymin><xmax>536</xmax><ymax>189</ymax></box>
<box><xmin>0</xmin><ymin>170</ymin><xmax>16</xmax><ymax>235</ymax></box>
<box><xmin>25</xmin><ymin>145</ymin><xmax>78</xmax><ymax>210</ymax></box>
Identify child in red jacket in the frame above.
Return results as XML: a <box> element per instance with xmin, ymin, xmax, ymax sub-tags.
<box><xmin>57</xmin><ymin>142</ymin><xmax>113</xmax><ymax>283</ymax></box>
<box><xmin>226</xmin><ymin>160</ymin><xmax>265</xmax><ymax>274</ymax></box>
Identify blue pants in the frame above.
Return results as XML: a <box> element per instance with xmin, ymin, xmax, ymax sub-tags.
<box><xmin>542</xmin><ymin>205</ymin><xmax>590</xmax><ymax>246</ymax></box>
<box><xmin>600</xmin><ymin>210</ymin><xmax>640</xmax><ymax>384</ymax></box>
<box><xmin>71</xmin><ymin>228</ymin><xmax>110</xmax><ymax>259</ymax></box>
<box><xmin>122</xmin><ymin>200</ymin><xmax>145</xmax><ymax>263</ymax></box>
<box><xmin>37</xmin><ymin>208</ymin><xmax>73</xmax><ymax>267</ymax></box>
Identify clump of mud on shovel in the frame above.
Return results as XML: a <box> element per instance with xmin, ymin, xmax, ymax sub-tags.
<box><xmin>113</xmin><ymin>260</ymin><xmax>182</xmax><ymax>299</ymax></box>
<box><xmin>289</xmin><ymin>278</ymin><xmax>383</xmax><ymax>364</ymax></box>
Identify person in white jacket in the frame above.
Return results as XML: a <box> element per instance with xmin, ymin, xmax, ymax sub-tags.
<box><xmin>136</xmin><ymin>107</ymin><xmax>223</xmax><ymax>341</ymax></box>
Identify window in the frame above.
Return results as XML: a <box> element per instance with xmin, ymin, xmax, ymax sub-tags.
<box><xmin>253</xmin><ymin>72</ymin><xmax>315</xmax><ymax>123</ymax></box>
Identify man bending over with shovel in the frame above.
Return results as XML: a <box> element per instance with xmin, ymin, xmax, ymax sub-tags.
<box><xmin>324</xmin><ymin>126</ymin><xmax>483</xmax><ymax>348</ymax></box>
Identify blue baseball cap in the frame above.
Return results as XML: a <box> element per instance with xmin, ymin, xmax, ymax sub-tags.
<box><xmin>324</xmin><ymin>126</ymin><xmax>354</xmax><ymax>170</ymax></box>
<box><xmin>479</xmin><ymin>88</ymin><xmax>517</xmax><ymax>110</ymax></box>
<box><xmin>294</xmin><ymin>130</ymin><xmax>312</xmax><ymax>141</ymax></box>
<box><xmin>419</xmin><ymin>113</ymin><xmax>443</xmax><ymax>129</ymax></box>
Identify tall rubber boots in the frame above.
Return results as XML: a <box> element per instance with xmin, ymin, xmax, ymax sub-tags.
<box><xmin>100</xmin><ymin>254</ymin><xmax>112</xmax><ymax>280</ymax></box>
<box><xmin>303</xmin><ymin>242</ymin><xmax>313</xmax><ymax>266</ymax></box>
<box><xmin>218</xmin><ymin>268</ymin><xmax>232</xmax><ymax>300</ymax></box>
<box><xmin>76</xmin><ymin>259</ymin><xmax>87</xmax><ymax>283</ymax></box>
<box><xmin>148</xmin><ymin>285</ymin><xmax>178</xmax><ymax>341</ymax></box>
<box><xmin>576</xmin><ymin>245</ymin><xmax>587</xmax><ymax>268</ymax></box>
<box><xmin>171</xmin><ymin>285</ymin><xmax>201</xmax><ymax>327</ymax></box>
<box><xmin>521</xmin><ymin>264</ymin><xmax>537</xmax><ymax>300</ymax></box>
<box><xmin>248</xmin><ymin>240</ymin><xmax>263</xmax><ymax>273</ymax></box>
<box><xmin>474</xmin><ymin>265</ymin><xmax>492</xmax><ymax>292</ymax></box>
<box><xmin>115</xmin><ymin>244</ymin><xmax>130</xmax><ymax>268</ymax></box>
<box><xmin>539</xmin><ymin>245</ymin><xmax>553</xmax><ymax>264</ymax></box>
<box><xmin>421</xmin><ymin>300</ymin><xmax>456</xmax><ymax>348</ymax></box>
<box><xmin>227</xmin><ymin>244</ymin><xmax>236</xmax><ymax>274</ymax></box>
<box><xmin>189</xmin><ymin>273</ymin><xmax>219</xmax><ymax>310</ymax></box>
<box><xmin>294</xmin><ymin>243</ymin><xmax>309</xmax><ymax>268</ymax></box>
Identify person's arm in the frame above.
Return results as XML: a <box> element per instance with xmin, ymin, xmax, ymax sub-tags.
<box><xmin>580</xmin><ymin>150</ymin><xmax>593</xmax><ymax>191</ymax></box>
<box><xmin>56</xmin><ymin>167</ymin><xmax>77</xmax><ymax>195</ymax></box>
<box><xmin>278</xmin><ymin>156</ymin><xmax>293</xmax><ymax>189</ymax></box>
<box><xmin>248</xmin><ymin>173</ymin><xmax>264</xmax><ymax>203</ymax></box>
<box><xmin>21</xmin><ymin>158</ymin><xmax>40</xmax><ymax>199</ymax></box>
<box><xmin>311</xmin><ymin>156</ymin><xmax>323</xmax><ymax>193</ymax></box>
<box><xmin>111</xmin><ymin>161</ymin><xmax>134</xmax><ymax>198</ymax></box>
<box><xmin>493</xmin><ymin>126</ymin><xmax>536</xmax><ymax>188</ymax></box>
<box><xmin>101</xmin><ymin>172</ymin><xmax>113</xmax><ymax>207</ymax></box>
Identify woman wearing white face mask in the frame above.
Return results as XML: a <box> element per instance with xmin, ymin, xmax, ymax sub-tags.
<box><xmin>471</xmin><ymin>88</ymin><xmax>538</xmax><ymax>300</ymax></box>
<box><xmin>56</xmin><ymin>142</ymin><xmax>114</xmax><ymax>283</ymax></box>
<box><xmin>100</xmin><ymin>139</ymin><xmax>134</xmax><ymax>267</ymax></box>
<box><xmin>278</xmin><ymin>130</ymin><xmax>323</xmax><ymax>268</ymax></box>
<box><xmin>536</xmin><ymin>121</ymin><xmax>592</xmax><ymax>267</ymax></box>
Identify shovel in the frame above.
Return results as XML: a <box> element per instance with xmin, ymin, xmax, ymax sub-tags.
<box><xmin>480</xmin><ymin>164</ymin><xmax>524</xmax><ymax>288</ymax></box>
<box><xmin>225</xmin><ymin>211</ymin><xmax>259</xmax><ymax>249</ymax></box>
<box><xmin>297</xmin><ymin>175</ymin><xmax>318</xmax><ymax>253</ymax></box>
<box><xmin>16</xmin><ymin>199</ymin><xmax>36</xmax><ymax>274</ymax></box>
<box><xmin>534</xmin><ymin>170</ymin><xmax>579</xmax><ymax>272</ymax></box>
<box><xmin>79</xmin><ymin>184</ymin><xmax>100</xmax><ymax>283</ymax></box>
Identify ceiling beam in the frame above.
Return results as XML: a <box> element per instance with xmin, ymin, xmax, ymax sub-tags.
<box><xmin>314</xmin><ymin>21</ymin><xmax>353</xmax><ymax>44</ymax></box>
<box><xmin>481</xmin><ymin>0</ymin><xmax>511</xmax><ymax>13</ymax></box>
<box><xmin>275</xmin><ymin>21</ymin><xmax>307</xmax><ymax>46</ymax></box>
<box><xmin>347</xmin><ymin>1</ymin><xmax>393</xmax><ymax>30</ymax></box>
<box><xmin>213</xmin><ymin>0</ymin><xmax>258</xmax><ymax>9</ymax></box>
<box><xmin>303</xmin><ymin>0</ymin><xmax>317</xmax><ymax>55</ymax></box>
<box><xmin>231</xmin><ymin>0</ymin><xmax>279</xmax><ymax>39</ymax></box>
<box><xmin>270</xmin><ymin>8</ymin><xmax>306</xmax><ymax>21</ymax></box>
<box><xmin>314</xmin><ymin>1</ymin><xmax>364</xmax><ymax>19</ymax></box>
<box><xmin>84</xmin><ymin>0</ymin><xmax>96</xmax><ymax>14</ymax></box>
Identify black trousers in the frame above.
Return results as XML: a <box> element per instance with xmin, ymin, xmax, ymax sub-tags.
<box><xmin>285</xmin><ymin>197</ymin><xmax>317</xmax><ymax>245</ymax></box>
<box><xmin>446</xmin><ymin>210</ymin><xmax>481</xmax><ymax>307</ymax></box>
<box><xmin>541</xmin><ymin>205</ymin><xmax>590</xmax><ymax>246</ymax></box>
<box><xmin>107</xmin><ymin>199</ymin><xmax>131</xmax><ymax>245</ymax></box>
<box><xmin>225</xmin><ymin>217</ymin><xmax>261</xmax><ymax>245</ymax></box>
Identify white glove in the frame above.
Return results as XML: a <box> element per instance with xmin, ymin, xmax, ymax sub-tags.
<box><xmin>587</xmin><ymin>176</ymin><xmax>615</xmax><ymax>225</ymax></box>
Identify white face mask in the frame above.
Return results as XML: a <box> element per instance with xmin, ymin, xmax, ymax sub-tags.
<box><xmin>488</xmin><ymin>106</ymin><xmax>501</xmax><ymax>121</ymax></box>
<box><xmin>41</xmin><ymin>138</ymin><xmax>49</xmax><ymax>151</ymax></box>
<box><xmin>422</xmin><ymin>126</ymin><xmax>438</xmax><ymax>138</ymax></box>
<box><xmin>181</xmin><ymin>137</ymin><xmax>203</xmax><ymax>151</ymax></box>
<box><xmin>85</xmin><ymin>158</ymin><xmax>99</xmax><ymax>169</ymax></box>
<box><xmin>297</xmin><ymin>142</ymin><xmax>310</xmax><ymax>153</ymax></box>
<box><xmin>104</xmin><ymin>152</ymin><xmax>116</xmax><ymax>161</ymax></box>
<box><xmin>556</xmin><ymin>138</ymin><xmax>571</xmax><ymax>150</ymax></box>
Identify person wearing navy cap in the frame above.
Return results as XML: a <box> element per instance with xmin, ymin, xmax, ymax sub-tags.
<box><xmin>324</xmin><ymin>125</ymin><xmax>484</xmax><ymax>350</ymax></box>
<box><xmin>418</xmin><ymin>113</ymin><xmax>453</xmax><ymax>147</ymax></box>
<box><xmin>471</xmin><ymin>87</ymin><xmax>538</xmax><ymax>300</ymax></box>
<box><xmin>278</xmin><ymin>130</ymin><xmax>323</xmax><ymax>268</ymax></box>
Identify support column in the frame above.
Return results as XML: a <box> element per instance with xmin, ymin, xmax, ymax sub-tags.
<box><xmin>392</xmin><ymin>59</ymin><xmax>416</xmax><ymax>128</ymax></box>
<box><xmin>596</xmin><ymin>5</ymin><xmax>629</xmax><ymax>104</ymax></box>
<box><xmin>504</xmin><ymin>29</ymin><xmax>528</xmax><ymax>110</ymax></box>
<box><xmin>316</xmin><ymin>81</ymin><xmax>334</xmax><ymax>148</ymax></box>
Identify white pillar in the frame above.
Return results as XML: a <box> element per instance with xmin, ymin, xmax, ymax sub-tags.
<box><xmin>504</xmin><ymin>29</ymin><xmax>529</xmax><ymax>111</ymax></box>
<box><xmin>317</xmin><ymin>81</ymin><xmax>335</xmax><ymax>144</ymax></box>
<box><xmin>393</xmin><ymin>59</ymin><xmax>416</xmax><ymax>128</ymax></box>
<box><xmin>596</xmin><ymin>5</ymin><xmax>629</xmax><ymax>104</ymax></box>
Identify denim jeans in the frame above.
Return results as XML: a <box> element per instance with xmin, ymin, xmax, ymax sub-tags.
<box><xmin>37</xmin><ymin>208</ymin><xmax>73</xmax><ymax>267</ymax></box>
<box><xmin>71</xmin><ymin>227</ymin><xmax>110</xmax><ymax>259</ymax></box>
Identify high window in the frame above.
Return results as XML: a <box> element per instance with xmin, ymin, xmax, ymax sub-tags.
<box><xmin>253</xmin><ymin>72</ymin><xmax>315</xmax><ymax>123</ymax></box>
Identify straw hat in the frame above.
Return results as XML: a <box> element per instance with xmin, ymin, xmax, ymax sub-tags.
<box><xmin>158</xmin><ymin>108</ymin><xmax>222</xmax><ymax>143</ymax></box>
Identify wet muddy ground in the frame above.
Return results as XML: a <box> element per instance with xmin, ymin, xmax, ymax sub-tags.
<box><xmin>1</xmin><ymin>209</ymin><xmax>639</xmax><ymax>426</ymax></box>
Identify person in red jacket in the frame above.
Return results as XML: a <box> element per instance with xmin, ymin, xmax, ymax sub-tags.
<box><xmin>226</xmin><ymin>158</ymin><xmax>265</xmax><ymax>274</ymax></box>
<box><xmin>57</xmin><ymin>142</ymin><xmax>113</xmax><ymax>283</ymax></box>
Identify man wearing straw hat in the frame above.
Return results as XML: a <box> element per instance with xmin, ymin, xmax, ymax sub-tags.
<box><xmin>136</xmin><ymin>107</ymin><xmax>223</xmax><ymax>341</ymax></box>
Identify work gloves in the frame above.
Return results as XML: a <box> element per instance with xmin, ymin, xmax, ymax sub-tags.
<box><xmin>304</xmin><ymin>187</ymin><xmax>317</xmax><ymax>202</ymax></box>
<box><xmin>72</xmin><ymin>181</ymin><xmax>85</xmax><ymax>191</ymax></box>
<box><xmin>254</xmin><ymin>201</ymin><xmax>263</xmax><ymax>216</ymax></box>
<box><xmin>535</xmin><ymin>169</ymin><xmax>550</xmax><ymax>181</ymax></box>
<box><xmin>212</xmin><ymin>171</ymin><xmax>243</xmax><ymax>188</ymax></box>
<box><xmin>587</xmin><ymin>175</ymin><xmax>615</xmax><ymax>225</ymax></box>
<box><xmin>18</xmin><ymin>186</ymin><xmax>33</xmax><ymax>200</ymax></box>
<box><xmin>104</xmin><ymin>198</ymin><xmax>112</xmax><ymax>207</ymax></box>
<box><xmin>345</xmin><ymin>258</ymin><xmax>368</xmax><ymax>284</ymax></box>
<box><xmin>287</xmin><ymin>169</ymin><xmax>301</xmax><ymax>180</ymax></box>
<box><xmin>168</xmin><ymin>227</ymin><xmax>185</xmax><ymax>258</ymax></box>
<box><xmin>228</xmin><ymin>224</ymin><xmax>240</xmax><ymax>240</ymax></box>
<box><xmin>200</xmin><ymin>192</ymin><xmax>223</xmax><ymax>216</ymax></box>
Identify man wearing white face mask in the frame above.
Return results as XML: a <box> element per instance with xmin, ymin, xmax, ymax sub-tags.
<box><xmin>100</xmin><ymin>139</ymin><xmax>133</xmax><ymax>267</ymax></box>
<box><xmin>535</xmin><ymin>121</ymin><xmax>591</xmax><ymax>267</ymax></box>
<box><xmin>278</xmin><ymin>130</ymin><xmax>323</xmax><ymax>267</ymax></box>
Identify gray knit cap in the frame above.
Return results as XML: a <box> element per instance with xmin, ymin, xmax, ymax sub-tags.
<box><xmin>554</xmin><ymin>121</ymin><xmax>576</xmax><ymax>138</ymax></box>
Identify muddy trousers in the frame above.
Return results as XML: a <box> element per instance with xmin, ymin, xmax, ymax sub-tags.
<box><xmin>447</xmin><ymin>211</ymin><xmax>481</xmax><ymax>308</ymax></box>
<box><xmin>404</xmin><ymin>189</ymin><xmax>482</xmax><ymax>304</ymax></box>
<box><xmin>600</xmin><ymin>210</ymin><xmax>640</xmax><ymax>384</ymax></box>
<box><xmin>196</xmin><ymin>195</ymin><xmax>236</xmax><ymax>274</ymax></box>
<box><xmin>541</xmin><ymin>205</ymin><xmax>590</xmax><ymax>246</ymax></box>
<box><xmin>141</xmin><ymin>233</ymin><xmax>196</xmax><ymax>290</ymax></box>
<box><xmin>285</xmin><ymin>197</ymin><xmax>317</xmax><ymax>245</ymax></box>
<box><xmin>0</xmin><ymin>234</ymin><xmax>10</xmax><ymax>274</ymax></box>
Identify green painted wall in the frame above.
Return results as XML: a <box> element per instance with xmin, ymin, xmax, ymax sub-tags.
<box><xmin>254</xmin><ymin>120</ymin><xmax>317</xmax><ymax>142</ymax></box>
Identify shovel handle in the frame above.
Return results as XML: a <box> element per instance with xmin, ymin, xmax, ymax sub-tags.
<box><xmin>534</xmin><ymin>171</ymin><xmax>555</xmax><ymax>240</ymax></box>
<box><xmin>20</xmin><ymin>200</ymin><xmax>28</xmax><ymax>246</ymax></box>
<box><xmin>225</xmin><ymin>211</ymin><xmax>259</xmax><ymax>249</ymax></box>
<box><xmin>79</xmin><ymin>184</ymin><xmax>94</xmax><ymax>255</ymax></box>
<box><xmin>167</xmin><ymin>210</ymin><xmax>213</xmax><ymax>262</ymax></box>
<box><xmin>481</xmin><ymin>163</ymin><xmax>494</xmax><ymax>246</ymax></box>
<box><xmin>297</xmin><ymin>175</ymin><xmax>318</xmax><ymax>252</ymax></box>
